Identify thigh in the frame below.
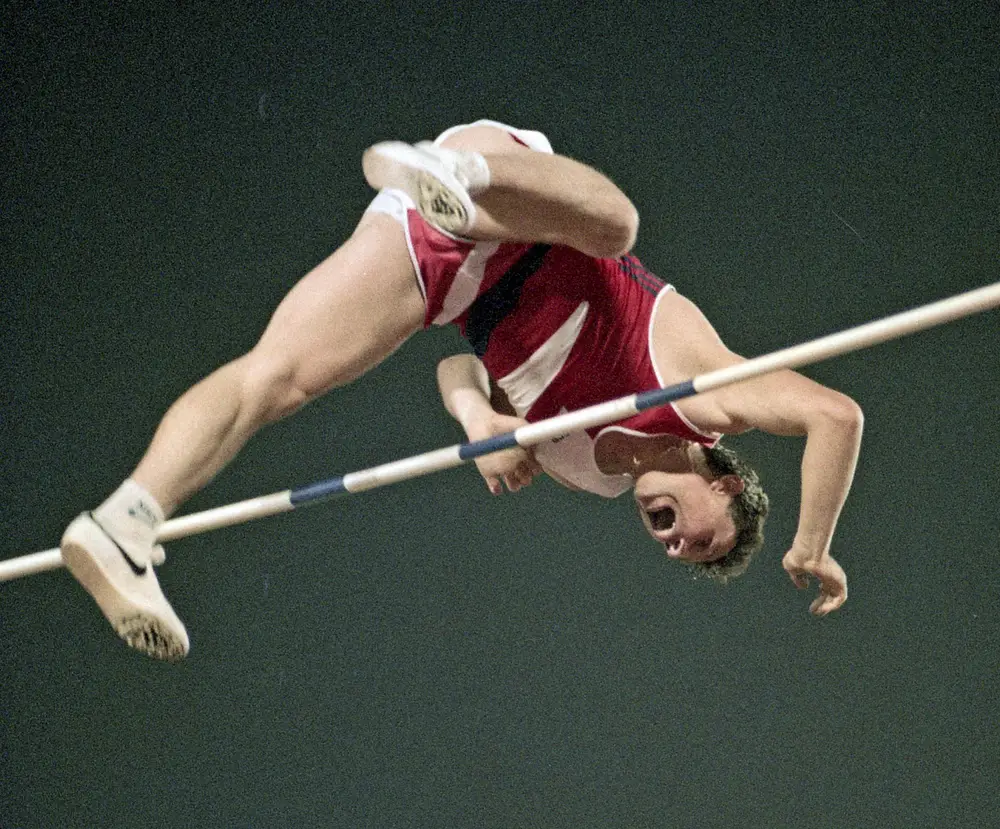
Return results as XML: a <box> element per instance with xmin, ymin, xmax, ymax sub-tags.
<box><xmin>253</xmin><ymin>211</ymin><xmax>426</xmax><ymax>396</ymax></box>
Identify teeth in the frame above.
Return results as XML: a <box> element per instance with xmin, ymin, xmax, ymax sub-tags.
<box><xmin>665</xmin><ymin>539</ymin><xmax>683</xmax><ymax>557</ymax></box>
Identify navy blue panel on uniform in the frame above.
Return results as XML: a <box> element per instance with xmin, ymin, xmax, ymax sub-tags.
<box><xmin>464</xmin><ymin>244</ymin><xmax>552</xmax><ymax>357</ymax></box>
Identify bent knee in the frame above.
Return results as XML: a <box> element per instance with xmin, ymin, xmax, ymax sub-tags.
<box><xmin>599</xmin><ymin>199</ymin><xmax>640</xmax><ymax>257</ymax></box>
<box><xmin>581</xmin><ymin>198</ymin><xmax>639</xmax><ymax>258</ymax></box>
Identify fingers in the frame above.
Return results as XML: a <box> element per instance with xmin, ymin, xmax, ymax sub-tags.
<box><xmin>485</xmin><ymin>461</ymin><xmax>539</xmax><ymax>495</ymax></box>
<box><xmin>783</xmin><ymin>560</ymin><xmax>810</xmax><ymax>590</ymax></box>
<box><xmin>477</xmin><ymin>441</ymin><xmax>544</xmax><ymax>495</ymax></box>
<box><xmin>781</xmin><ymin>551</ymin><xmax>809</xmax><ymax>589</ymax></box>
<box><xmin>519</xmin><ymin>460</ymin><xmax>541</xmax><ymax>485</ymax></box>
<box><xmin>808</xmin><ymin>578</ymin><xmax>847</xmax><ymax>617</ymax></box>
<box><xmin>787</xmin><ymin>570</ymin><xmax>810</xmax><ymax>590</ymax></box>
<box><xmin>809</xmin><ymin>589</ymin><xmax>846</xmax><ymax>617</ymax></box>
<box><xmin>782</xmin><ymin>550</ymin><xmax>848</xmax><ymax>616</ymax></box>
<box><xmin>503</xmin><ymin>462</ymin><xmax>538</xmax><ymax>492</ymax></box>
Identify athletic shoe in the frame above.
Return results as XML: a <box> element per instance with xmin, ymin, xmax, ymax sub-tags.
<box><xmin>362</xmin><ymin>141</ymin><xmax>485</xmax><ymax>235</ymax></box>
<box><xmin>61</xmin><ymin>512</ymin><xmax>189</xmax><ymax>661</ymax></box>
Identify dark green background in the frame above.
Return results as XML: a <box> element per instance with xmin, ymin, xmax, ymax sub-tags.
<box><xmin>2</xmin><ymin>3</ymin><xmax>998</xmax><ymax>827</ymax></box>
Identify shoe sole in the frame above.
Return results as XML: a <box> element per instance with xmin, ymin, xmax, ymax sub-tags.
<box><xmin>62</xmin><ymin>518</ymin><xmax>188</xmax><ymax>662</ymax></box>
<box><xmin>363</xmin><ymin>142</ymin><xmax>472</xmax><ymax>235</ymax></box>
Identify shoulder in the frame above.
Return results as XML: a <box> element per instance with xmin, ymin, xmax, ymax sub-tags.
<box><xmin>651</xmin><ymin>291</ymin><xmax>752</xmax><ymax>435</ymax></box>
<box><xmin>651</xmin><ymin>290</ymin><xmax>738</xmax><ymax>381</ymax></box>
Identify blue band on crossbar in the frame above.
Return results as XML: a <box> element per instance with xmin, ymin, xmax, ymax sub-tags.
<box><xmin>634</xmin><ymin>380</ymin><xmax>697</xmax><ymax>411</ymax></box>
<box><xmin>287</xmin><ymin>382</ymin><xmax>694</xmax><ymax>507</ymax></box>
<box><xmin>458</xmin><ymin>432</ymin><xmax>521</xmax><ymax>461</ymax></box>
<box><xmin>289</xmin><ymin>476</ymin><xmax>348</xmax><ymax>506</ymax></box>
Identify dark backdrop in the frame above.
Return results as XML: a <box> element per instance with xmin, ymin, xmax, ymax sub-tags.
<box><xmin>2</xmin><ymin>3</ymin><xmax>998</xmax><ymax>828</ymax></box>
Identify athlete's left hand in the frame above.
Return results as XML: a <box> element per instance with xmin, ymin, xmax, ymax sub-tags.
<box><xmin>470</xmin><ymin>412</ymin><xmax>544</xmax><ymax>495</ymax></box>
<box><xmin>782</xmin><ymin>546</ymin><xmax>847</xmax><ymax>616</ymax></box>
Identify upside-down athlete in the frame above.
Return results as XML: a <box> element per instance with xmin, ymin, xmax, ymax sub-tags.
<box><xmin>60</xmin><ymin>120</ymin><xmax>863</xmax><ymax>661</ymax></box>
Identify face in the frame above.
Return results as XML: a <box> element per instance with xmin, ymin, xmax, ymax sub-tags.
<box><xmin>633</xmin><ymin>468</ymin><xmax>741</xmax><ymax>564</ymax></box>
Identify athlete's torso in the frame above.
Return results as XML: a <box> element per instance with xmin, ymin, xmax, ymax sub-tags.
<box><xmin>366</xmin><ymin>120</ymin><xmax>720</xmax><ymax>497</ymax></box>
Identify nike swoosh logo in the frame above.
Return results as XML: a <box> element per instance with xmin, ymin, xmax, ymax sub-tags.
<box><xmin>89</xmin><ymin>512</ymin><xmax>148</xmax><ymax>576</ymax></box>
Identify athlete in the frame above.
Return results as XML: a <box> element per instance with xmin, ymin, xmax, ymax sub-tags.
<box><xmin>60</xmin><ymin>120</ymin><xmax>863</xmax><ymax>662</ymax></box>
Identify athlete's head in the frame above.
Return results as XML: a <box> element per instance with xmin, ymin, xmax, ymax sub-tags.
<box><xmin>634</xmin><ymin>443</ymin><xmax>768</xmax><ymax>583</ymax></box>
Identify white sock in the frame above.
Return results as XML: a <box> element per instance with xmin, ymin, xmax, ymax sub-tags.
<box><xmin>424</xmin><ymin>143</ymin><xmax>490</xmax><ymax>195</ymax></box>
<box><xmin>93</xmin><ymin>479</ymin><xmax>165</xmax><ymax>560</ymax></box>
<box><xmin>460</xmin><ymin>150</ymin><xmax>491</xmax><ymax>195</ymax></box>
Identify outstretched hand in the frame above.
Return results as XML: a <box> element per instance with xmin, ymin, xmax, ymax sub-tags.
<box><xmin>472</xmin><ymin>413</ymin><xmax>543</xmax><ymax>495</ymax></box>
<box><xmin>782</xmin><ymin>546</ymin><xmax>848</xmax><ymax>616</ymax></box>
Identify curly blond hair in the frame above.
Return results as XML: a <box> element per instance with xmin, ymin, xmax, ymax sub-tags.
<box><xmin>688</xmin><ymin>444</ymin><xmax>769</xmax><ymax>584</ymax></box>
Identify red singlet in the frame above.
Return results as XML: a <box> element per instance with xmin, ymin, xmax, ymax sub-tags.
<box><xmin>367</xmin><ymin>120</ymin><xmax>719</xmax><ymax>497</ymax></box>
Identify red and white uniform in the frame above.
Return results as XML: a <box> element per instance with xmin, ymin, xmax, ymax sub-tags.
<box><xmin>367</xmin><ymin>120</ymin><xmax>720</xmax><ymax>497</ymax></box>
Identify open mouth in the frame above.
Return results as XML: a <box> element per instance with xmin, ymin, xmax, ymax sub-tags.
<box><xmin>647</xmin><ymin>506</ymin><xmax>676</xmax><ymax>532</ymax></box>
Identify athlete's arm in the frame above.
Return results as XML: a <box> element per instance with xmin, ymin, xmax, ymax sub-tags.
<box><xmin>436</xmin><ymin>355</ymin><xmax>542</xmax><ymax>494</ymax></box>
<box><xmin>712</xmin><ymin>367</ymin><xmax>861</xmax><ymax>616</ymax></box>
<box><xmin>663</xmin><ymin>294</ymin><xmax>863</xmax><ymax>615</ymax></box>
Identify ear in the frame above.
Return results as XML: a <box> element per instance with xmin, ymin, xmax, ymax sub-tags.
<box><xmin>710</xmin><ymin>474</ymin><xmax>745</xmax><ymax>496</ymax></box>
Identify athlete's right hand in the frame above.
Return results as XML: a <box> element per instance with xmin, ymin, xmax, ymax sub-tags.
<box><xmin>469</xmin><ymin>413</ymin><xmax>544</xmax><ymax>495</ymax></box>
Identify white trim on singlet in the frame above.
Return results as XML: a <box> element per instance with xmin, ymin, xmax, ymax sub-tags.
<box><xmin>533</xmin><ymin>414</ymin><xmax>634</xmax><ymax>499</ymax></box>
<box><xmin>497</xmin><ymin>301</ymin><xmax>590</xmax><ymax>416</ymax></box>
<box><xmin>647</xmin><ymin>285</ymin><xmax>674</xmax><ymax>389</ymax></box>
<box><xmin>432</xmin><ymin>240</ymin><xmax>501</xmax><ymax>325</ymax></box>
<box><xmin>365</xmin><ymin>188</ymin><xmax>424</xmax><ymax>301</ymax></box>
<box><xmin>646</xmin><ymin>285</ymin><xmax>722</xmax><ymax>443</ymax></box>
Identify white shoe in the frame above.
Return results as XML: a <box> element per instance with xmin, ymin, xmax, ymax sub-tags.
<box><xmin>61</xmin><ymin>512</ymin><xmax>189</xmax><ymax>661</ymax></box>
<box><xmin>362</xmin><ymin>141</ymin><xmax>485</xmax><ymax>235</ymax></box>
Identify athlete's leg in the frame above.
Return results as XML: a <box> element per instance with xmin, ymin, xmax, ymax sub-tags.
<box><xmin>61</xmin><ymin>211</ymin><xmax>424</xmax><ymax>660</ymax></box>
<box><xmin>132</xmin><ymin>212</ymin><xmax>423</xmax><ymax>515</ymax></box>
<box><xmin>443</xmin><ymin>125</ymin><xmax>639</xmax><ymax>256</ymax></box>
<box><xmin>363</xmin><ymin>124</ymin><xmax>639</xmax><ymax>258</ymax></box>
